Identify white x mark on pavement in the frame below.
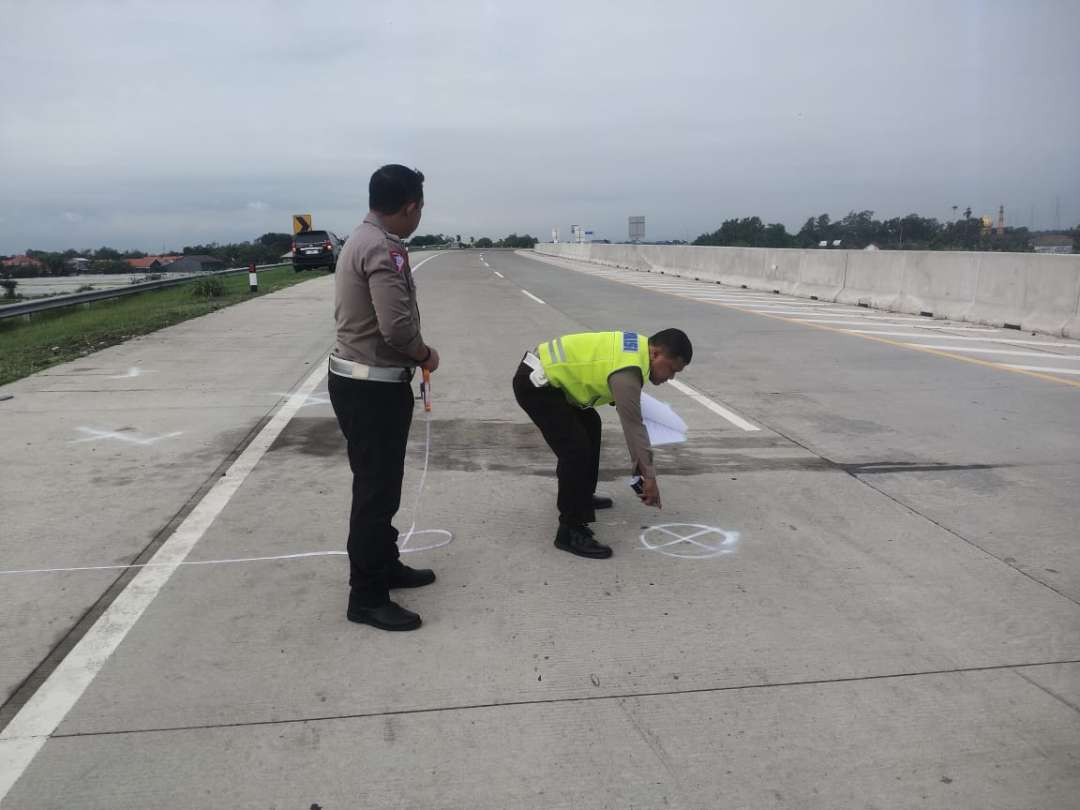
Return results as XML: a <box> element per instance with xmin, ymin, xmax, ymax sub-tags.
<box><xmin>70</xmin><ymin>428</ymin><xmax>184</xmax><ymax>446</ymax></box>
<box><xmin>640</xmin><ymin>523</ymin><xmax>741</xmax><ymax>559</ymax></box>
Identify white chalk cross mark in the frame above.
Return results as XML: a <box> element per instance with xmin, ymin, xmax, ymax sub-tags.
<box><xmin>640</xmin><ymin>523</ymin><xmax>741</xmax><ymax>559</ymax></box>
<box><xmin>71</xmin><ymin>428</ymin><xmax>183</xmax><ymax>446</ymax></box>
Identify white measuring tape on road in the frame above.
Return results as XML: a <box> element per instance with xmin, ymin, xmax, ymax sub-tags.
<box><xmin>1</xmin><ymin>375</ymin><xmax>452</xmax><ymax>578</ymax></box>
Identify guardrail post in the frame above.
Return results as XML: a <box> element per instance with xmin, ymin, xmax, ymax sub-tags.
<box><xmin>248</xmin><ymin>262</ymin><xmax>258</xmax><ymax>293</ymax></box>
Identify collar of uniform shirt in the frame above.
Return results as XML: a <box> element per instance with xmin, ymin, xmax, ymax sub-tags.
<box><xmin>363</xmin><ymin>213</ymin><xmax>404</xmax><ymax>243</ymax></box>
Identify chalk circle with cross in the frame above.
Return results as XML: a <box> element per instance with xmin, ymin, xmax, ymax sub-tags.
<box><xmin>640</xmin><ymin>523</ymin><xmax>740</xmax><ymax>559</ymax></box>
<box><xmin>398</xmin><ymin>529</ymin><xmax>453</xmax><ymax>554</ymax></box>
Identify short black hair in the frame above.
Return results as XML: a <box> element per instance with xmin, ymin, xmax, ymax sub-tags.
<box><xmin>369</xmin><ymin>164</ymin><xmax>425</xmax><ymax>214</ymax></box>
<box><xmin>649</xmin><ymin>328</ymin><xmax>692</xmax><ymax>363</ymax></box>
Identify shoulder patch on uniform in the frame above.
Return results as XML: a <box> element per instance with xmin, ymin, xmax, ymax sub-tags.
<box><xmin>389</xmin><ymin>250</ymin><xmax>407</xmax><ymax>273</ymax></box>
<box><xmin>622</xmin><ymin>332</ymin><xmax>639</xmax><ymax>352</ymax></box>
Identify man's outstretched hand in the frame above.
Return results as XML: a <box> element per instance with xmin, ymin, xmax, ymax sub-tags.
<box><xmin>640</xmin><ymin>477</ymin><xmax>662</xmax><ymax>509</ymax></box>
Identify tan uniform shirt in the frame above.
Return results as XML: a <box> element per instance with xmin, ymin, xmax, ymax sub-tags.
<box><xmin>608</xmin><ymin>368</ymin><xmax>655</xmax><ymax>479</ymax></box>
<box><xmin>334</xmin><ymin>214</ymin><xmax>427</xmax><ymax>367</ymax></box>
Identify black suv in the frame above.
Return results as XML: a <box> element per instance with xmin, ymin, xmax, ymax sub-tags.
<box><xmin>292</xmin><ymin>230</ymin><xmax>342</xmax><ymax>272</ymax></box>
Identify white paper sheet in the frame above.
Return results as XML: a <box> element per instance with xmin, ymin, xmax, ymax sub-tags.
<box><xmin>641</xmin><ymin>392</ymin><xmax>687</xmax><ymax>445</ymax></box>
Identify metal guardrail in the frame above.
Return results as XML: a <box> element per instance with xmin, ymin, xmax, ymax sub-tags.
<box><xmin>0</xmin><ymin>262</ymin><xmax>289</xmax><ymax>320</ymax></box>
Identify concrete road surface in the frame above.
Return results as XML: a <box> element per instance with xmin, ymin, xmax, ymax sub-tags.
<box><xmin>1</xmin><ymin>249</ymin><xmax>1078</xmax><ymax>808</ymax></box>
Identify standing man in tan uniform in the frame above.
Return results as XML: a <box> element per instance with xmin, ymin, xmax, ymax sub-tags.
<box><xmin>328</xmin><ymin>164</ymin><xmax>439</xmax><ymax>631</ymax></box>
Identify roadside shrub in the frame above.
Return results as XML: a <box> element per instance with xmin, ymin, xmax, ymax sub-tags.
<box><xmin>190</xmin><ymin>276</ymin><xmax>225</xmax><ymax>298</ymax></box>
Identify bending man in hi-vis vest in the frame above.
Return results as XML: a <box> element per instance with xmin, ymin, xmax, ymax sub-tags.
<box><xmin>513</xmin><ymin>328</ymin><xmax>693</xmax><ymax>559</ymax></box>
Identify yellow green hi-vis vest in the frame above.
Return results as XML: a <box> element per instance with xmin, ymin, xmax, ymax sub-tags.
<box><xmin>537</xmin><ymin>331</ymin><xmax>650</xmax><ymax>408</ymax></box>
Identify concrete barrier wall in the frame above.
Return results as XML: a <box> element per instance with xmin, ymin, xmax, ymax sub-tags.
<box><xmin>534</xmin><ymin>243</ymin><xmax>1080</xmax><ymax>338</ymax></box>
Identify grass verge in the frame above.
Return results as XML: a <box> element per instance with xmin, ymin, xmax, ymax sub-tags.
<box><xmin>0</xmin><ymin>264</ymin><xmax>323</xmax><ymax>386</ymax></box>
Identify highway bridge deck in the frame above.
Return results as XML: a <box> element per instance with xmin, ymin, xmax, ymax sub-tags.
<box><xmin>2</xmin><ymin>249</ymin><xmax>1078</xmax><ymax>808</ymax></box>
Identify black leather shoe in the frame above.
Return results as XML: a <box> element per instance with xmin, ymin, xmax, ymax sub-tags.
<box><xmin>555</xmin><ymin>524</ymin><xmax>613</xmax><ymax>559</ymax></box>
<box><xmin>347</xmin><ymin>600</ymin><xmax>422</xmax><ymax>631</ymax></box>
<box><xmin>387</xmin><ymin>563</ymin><xmax>436</xmax><ymax>589</ymax></box>
<box><xmin>591</xmin><ymin>494</ymin><xmax>614</xmax><ymax>510</ymax></box>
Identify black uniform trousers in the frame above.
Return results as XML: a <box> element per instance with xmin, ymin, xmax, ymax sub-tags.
<box><xmin>513</xmin><ymin>361</ymin><xmax>600</xmax><ymax>527</ymax></box>
<box><xmin>328</xmin><ymin>372</ymin><xmax>414</xmax><ymax>603</ymax></box>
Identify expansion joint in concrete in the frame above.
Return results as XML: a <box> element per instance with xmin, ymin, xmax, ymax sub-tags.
<box><xmin>47</xmin><ymin>657</ymin><xmax>1080</xmax><ymax>741</ymax></box>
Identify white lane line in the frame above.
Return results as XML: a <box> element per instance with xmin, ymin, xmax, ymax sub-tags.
<box><xmin>753</xmin><ymin>309</ymin><xmax>932</xmax><ymax>321</ymax></box>
<box><xmin>412</xmin><ymin>253</ymin><xmax>442</xmax><ymax>272</ymax></box>
<box><xmin>691</xmin><ymin>299</ymin><xmax>831</xmax><ymax>307</ymax></box>
<box><xmin>785</xmin><ymin>318</ymin><xmax>1000</xmax><ymax>331</ymax></box>
<box><xmin>493</xmin><ymin>271</ymin><xmax>504</xmax><ymax>278</ymax></box>
<box><xmin>905</xmin><ymin>344</ymin><xmax>1080</xmax><ymax>360</ymax></box>
<box><xmin>0</xmin><ymin>361</ymin><xmax>330</xmax><ymax>800</ymax></box>
<box><xmin>668</xmin><ymin>379</ymin><xmax>759</xmax><ymax>432</ymax></box>
<box><xmin>1003</xmin><ymin>364</ymin><xmax>1080</xmax><ymax>376</ymax></box>
<box><xmin>848</xmin><ymin>330</ymin><xmax>1080</xmax><ymax>347</ymax></box>
<box><xmin>521</xmin><ymin>289</ymin><xmax>546</xmax><ymax>304</ymax></box>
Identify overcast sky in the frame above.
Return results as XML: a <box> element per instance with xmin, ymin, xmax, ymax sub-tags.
<box><xmin>1</xmin><ymin>0</ymin><xmax>1078</xmax><ymax>254</ymax></box>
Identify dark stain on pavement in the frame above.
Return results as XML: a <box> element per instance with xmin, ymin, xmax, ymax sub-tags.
<box><xmin>269</xmin><ymin>417</ymin><xmax>1013</xmax><ymax>484</ymax></box>
<box><xmin>269</xmin><ymin>417</ymin><xmax>836</xmax><ymax>478</ymax></box>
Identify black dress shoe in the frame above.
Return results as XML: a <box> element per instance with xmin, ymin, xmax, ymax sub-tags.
<box><xmin>387</xmin><ymin>563</ymin><xmax>436</xmax><ymax>589</ymax></box>
<box><xmin>591</xmin><ymin>494</ymin><xmax>614</xmax><ymax>510</ymax></box>
<box><xmin>347</xmin><ymin>600</ymin><xmax>422</xmax><ymax>631</ymax></box>
<box><xmin>555</xmin><ymin>524</ymin><xmax>613</xmax><ymax>559</ymax></box>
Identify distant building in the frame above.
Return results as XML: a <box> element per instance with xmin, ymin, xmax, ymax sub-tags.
<box><xmin>166</xmin><ymin>254</ymin><xmax>225</xmax><ymax>272</ymax></box>
<box><xmin>1033</xmin><ymin>234</ymin><xmax>1073</xmax><ymax>254</ymax></box>
<box><xmin>126</xmin><ymin>256</ymin><xmax>163</xmax><ymax>270</ymax></box>
<box><xmin>126</xmin><ymin>255</ymin><xmax>184</xmax><ymax>270</ymax></box>
<box><xmin>64</xmin><ymin>257</ymin><xmax>92</xmax><ymax>272</ymax></box>
<box><xmin>2</xmin><ymin>255</ymin><xmax>44</xmax><ymax>270</ymax></box>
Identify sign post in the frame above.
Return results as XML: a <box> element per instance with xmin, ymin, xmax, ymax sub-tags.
<box><xmin>248</xmin><ymin>261</ymin><xmax>258</xmax><ymax>293</ymax></box>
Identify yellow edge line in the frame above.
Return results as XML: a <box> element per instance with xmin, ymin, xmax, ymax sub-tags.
<box><xmin>544</xmin><ymin>259</ymin><xmax>1080</xmax><ymax>390</ymax></box>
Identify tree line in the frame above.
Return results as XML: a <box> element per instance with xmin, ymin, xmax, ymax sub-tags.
<box><xmin>693</xmin><ymin>211</ymin><xmax>1079</xmax><ymax>253</ymax></box>
<box><xmin>1</xmin><ymin>230</ymin><xmax>546</xmax><ymax>279</ymax></box>
<box><xmin>1</xmin><ymin>233</ymin><xmax>296</xmax><ymax>278</ymax></box>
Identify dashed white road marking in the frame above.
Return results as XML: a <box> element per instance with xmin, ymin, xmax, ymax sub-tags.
<box><xmin>493</xmin><ymin>271</ymin><xmax>504</xmax><ymax>278</ymax></box>
<box><xmin>668</xmin><ymin>379</ymin><xmax>759</xmax><ymax>431</ymax></box>
<box><xmin>521</xmin><ymin>289</ymin><xmax>546</xmax><ymax>304</ymax></box>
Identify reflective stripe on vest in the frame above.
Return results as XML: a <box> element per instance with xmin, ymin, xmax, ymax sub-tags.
<box><xmin>537</xmin><ymin>331</ymin><xmax>650</xmax><ymax>407</ymax></box>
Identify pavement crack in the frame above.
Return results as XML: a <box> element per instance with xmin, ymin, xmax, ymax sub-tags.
<box><xmin>758</xmin><ymin>422</ymin><xmax>1080</xmax><ymax>609</ymax></box>
<box><xmin>1012</xmin><ymin>667</ymin><xmax>1080</xmax><ymax>715</ymax></box>
<box><xmin>45</xmin><ymin>657</ymin><xmax>1080</xmax><ymax>741</ymax></box>
<box><xmin>617</xmin><ymin>698</ymin><xmax>691</xmax><ymax>807</ymax></box>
